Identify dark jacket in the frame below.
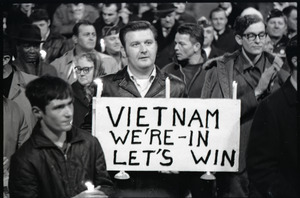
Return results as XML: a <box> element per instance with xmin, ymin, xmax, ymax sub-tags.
<box><xmin>9</xmin><ymin>123</ymin><xmax>113</xmax><ymax>198</ymax></box>
<box><xmin>162</xmin><ymin>53</ymin><xmax>207</xmax><ymax>98</ymax></box>
<box><xmin>72</xmin><ymin>81</ymin><xmax>90</xmax><ymax>128</ymax></box>
<box><xmin>12</xmin><ymin>58</ymin><xmax>57</xmax><ymax>77</ymax></box>
<box><xmin>201</xmin><ymin>49</ymin><xmax>289</xmax><ymax>197</ymax></box>
<box><xmin>208</xmin><ymin>45</ymin><xmax>225</xmax><ymax>59</ymax></box>
<box><xmin>42</xmin><ymin>31</ymin><xmax>73</xmax><ymax>64</ymax></box>
<box><xmin>211</xmin><ymin>26</ymin><xmax>240</xmax><ymax>54</ymax></box>
<box><xmin>247</xmin><ymin>77</ymin><xmax>298</xmax><ymax>198</ymax></box>
<box><xmin>154</xmin><ymin>20</ymin><xmax>180</xmax><ymax>68</ymax></box>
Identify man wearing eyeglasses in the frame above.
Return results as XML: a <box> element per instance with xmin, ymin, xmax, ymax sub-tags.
<box><xmin>201</xmin><ymin>14</ymin><xmax>289</xmax><ymax>198</ymax></box>
<box><xmin>51</xmin><ymin>20</ymin><xmax>119</xmax><ymax>85</ymax></box>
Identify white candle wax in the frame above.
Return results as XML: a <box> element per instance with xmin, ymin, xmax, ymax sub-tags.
<box><xmin>232</xmin><ymin>81</ymin><xmax>237</xmax><ymax>99</ymax></box>
<box><xmin>165</xmin><ymin>77</ymin><xmax>170</xmax><ymax>98</ymax></box>
<box><xmin>94</xmin><ymin>78</ymin><xmax>103</xmax><ymax>98</ymax></box>
<box><xmin>85</xmin><ymin>181</ymin><xmax>95</xmax><ymax>192</ymax></box>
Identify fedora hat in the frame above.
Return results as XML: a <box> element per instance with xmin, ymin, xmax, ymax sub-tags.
<box><xmin>14</xmin><ymin>24</ymin><xmax>44</xmax><ymax>43</ymax></box>
<box><xmin>155</xmin><ymin>3</ymin><xmax>176</xmax><ymax>16</ymax></box>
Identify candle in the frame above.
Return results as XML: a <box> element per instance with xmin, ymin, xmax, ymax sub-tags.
<box><xmin>85</xmin><ymin>181</ymin><xmax>95</xmax><ymax>192</ymax></box>
<box><xmin>165</xmin><ymin>77</ymin><xmax>170</xmax><ymax>98</ymax></box>
<box><xmin>94</xmin><ymin>78</ymin><xmax>103</xmax><ymax>98</ymax></box>
<box><xmin>232</xmin><ymin>81</ymin><xmax>237</xmax><ymax>99</ymax></box>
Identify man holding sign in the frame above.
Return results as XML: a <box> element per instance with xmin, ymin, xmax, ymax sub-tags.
<box><xmin>83</xmin><ymin>21</ymin><xmax>186</xmax><ymax>197</ymax></box>
<box><xmin>201</xmin><ymin>14</ymin><xmax>289</xmax><ymax>197</ymax></box>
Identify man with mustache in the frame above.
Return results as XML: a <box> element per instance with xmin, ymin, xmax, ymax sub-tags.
<box><xmin>201</xmin><ymin>14</ymin><xmax>289</xmax><ymax>198</ymax></box>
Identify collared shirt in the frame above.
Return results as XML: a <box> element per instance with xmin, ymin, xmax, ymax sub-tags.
<box><xmin>203</xmin><ymin>46</ymin><xmax>212</xmax><ymax>58</ymax></box>
<box><xmin>127</xmin><ymin>66</ymin><xmax>156</xmax><ymax>97</ymax></box>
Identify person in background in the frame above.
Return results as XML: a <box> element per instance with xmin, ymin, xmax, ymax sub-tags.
<box><xmin>50</xmin><ymin>20</ymin><xmax>119</xmax><ymax>84</ymax></box>
<box><xmin>9</xmin><ymin>75</ymin><xmax>114</xmax><ymax>198</ymax></box>
<box><xmin>153</xmin><ymin>3</ymin><xmax>180</xmax><ymax>68</ymax></box>
<box><xmin>173</xmin><ymin>2</ymin><xmax>196</xmax><ymax>24</ymax></box>
<box><xmin>282</xmin><ymin>5</ymin><xmax>297</xmax><ymax>39</ymax></box>
<box><xmin>30</xmin><ymin>8</ymin><xmax>73</xmax><ymax>64</ymax></box>
<box><xmin>210</xmin><ymin>7</ymin><xmax>240</xmax><ymax>54</ymax></box>
<box><xmin>71</xmin><ymin>52</ymin><xmax>104</xmax><ymax>128</ymax></box>
<box><xmin>3</xmin><ymin>35</ymin><xmax>37</xmax><ymax>138</ymax></box>
<box><xmin>198</xmin><ymin>19</ymin><xmax>225</xmax><ymax>59</ymax></box>
<box><xmin>266</xmin><ymin>9</ymin><xmax>289</xmax><ymax>58</ymax></box>
<box><xmin>12</xmin><ymin>24</ymin><xmax>58</xmax><ymax>77</ymax></box>
<box><xmin>82</xmin><ymin>21</ymin><xmax>186</xmax><ymax>197</ymax></box>
<box><xmin>93</xmin><ymin>3</ymin><xmax>125</xmax><ymax>52</ymax></box>
<box><xmin>51</xmin><ymin>3</ymin><xmax>99</xmax><ymax>38</ymax></box>
<box><xmin>201</xmin><ymin>14</ymin><xmax>289</xmax><ymax>197</ymax></box>
<box><xmin>102</xmin><ymin>25</ymin><xmax>127</xmax><ymax>70</ymax></box>
<box><xmin>162</xmin><ymin>23</ymin><xmax>207</xmax><ymax>98</ymax></box>
<box><xmin>3</xmin><ymin>97</ymin><xmax>30</xmax><ymax>198</ymax></box>
<box><xmin>247</xmin><ymin>35</ymin><xmax>298</xmax><ymax>198</ymax></box>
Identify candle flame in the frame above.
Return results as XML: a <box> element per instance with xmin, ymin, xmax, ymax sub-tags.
<box><xmin>85</xmin><ymin>181</ymin><xmax>94</xmax><ymax>191</ymax></box>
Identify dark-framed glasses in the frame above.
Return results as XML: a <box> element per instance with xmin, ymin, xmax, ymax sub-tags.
<box><xmin>242</xmin><ymin>32</ymin><xmax>267</xmax><ymax>41</ymax></box>
<box><xmin>74</xmin><ymin>66</ymin><xmax>94</xmax><ymax>74</ymax></box>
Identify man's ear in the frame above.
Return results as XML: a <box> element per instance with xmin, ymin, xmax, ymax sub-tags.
<box><xmin>193</xmin><ymin>42</ymin><xmax>201</xmax><ymax>52</ymax></box>
<box><xmin>32</xmin><ymin>106</ymin><xmax>43</xmax><ymax>120</ymax></box>
<box><xmin>291</xmin><ymin>56</ymin><xmax>297</xmax><ymax>67</ymax></box>
<box><xmin>72</xmin><ymin>35</ymin><xmax>78</xmax><ymax>44</ymax></box>
<box><xmin>235</xmin><ymin>35</ymin><xmax>243</xmax><ymax>46</ymax></box>
<box><xmin>47</xmin><ymin>20</ymin><xmax>51</xmax><ymax>27</ymax></box>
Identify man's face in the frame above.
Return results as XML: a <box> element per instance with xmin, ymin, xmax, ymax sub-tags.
<box><xmin>174</xmin><ymin>33</ymin><xmax>195</xmax><ymax>61</ymax></box>
<box><xmin>124</xmin><ymin>29</ymin><xmax>157</xmax><ymax>73</ymax></box>
<box><xmin>104</xmin><ymin>33</ymin><xmax>121</xmax><ymax>54</ymax></box>
<box><xmin>267</xmin><ymin>17</ymin><xmax>287</xmax><ymax>38</ymax></box>
<box><xmin>211</xmin><ymin>11</ymin><xmax>228</xmax><ymax>32</ymax></box>
<box><xmin>203</xmin><ymin>26</ymin><xmax>214</xmax><ymax>47</ymax></box>
<box><xmin>287</xmin><ymin>9</ymin><xmax>297</xmax><ymax>32</ymax></box>
<box><xmin>75</xmin><ymin>56</ymin><xmax>94</xmax><ymax>86</ymax></box>
<box><xmin>160</xmin><ymin>11</ymin><xmax>176</xmax><ymax>29</ymax></box>
<box><xmin>241</xmin><ymin>22</ymin><xmax>266</xmax><ymax>55</ymax></box>
<box><xmin>18</xmin><ymin>42</ymin><xmax>40</xmax><ymax>62</ymax></box>
<box><xmin>41</xmin><ymin>97</ymin><xmax>74</xmax><ymax>134</ymax></box>
<box><xmin>174</xmin><ymin>3</ymin><xmax>186</xmax><ymax>14</ymax></box>
<box><xmin>32</xmin><ymin>20</ymin><xmax>50</xmax><ymax>39</ymax></box>
<box><xmin>74</xmin><ymin>25</ymin><xmax>96</xmax><ymax>51</ymax></box>
<box><xmin>102</xmin><ymin>4</ymin><xmax>119</xmax><ymax>25</ymax></box>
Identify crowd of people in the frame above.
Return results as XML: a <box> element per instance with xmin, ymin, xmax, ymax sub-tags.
<box><xmin>3</xmin><ymin>2</ymin><xmax>298</xmax><ymax>198</ymax></box>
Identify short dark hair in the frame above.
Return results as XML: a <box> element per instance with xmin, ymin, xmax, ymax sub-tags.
<box><xmin>30</xmin><ymin>9</ymin><xmax>50</xmax><ymax>22</ymax></box>
<box><xmin>72</xmin><ymin>20</ymin><xmax>94</xmax><ymax>36</ymax></box>
<box><xmin>282</xmin><ymin>5</ymin><xmax>297</xmax><ymax>18</ymax></box>
<box><xmin>266</xmin><ymin>9</ymin><xmax>286</xmax><ymax>23</ymax></box>
<box><xmin>25</xmin><ymin>76</ymin><xmax>73</xmax><ymax>112</ymax></box>
<box><xmin>103</xmin><ymin>3</ymin><xmax>122</xmax><ymax>12</ymax></box>
<box><xmin>285</xmin><ymin>35</ymin><xmax>297</xmax><ymax>71</ymax></box>
<box><xmin>233</xmin><ymin>14</ymin><xmax>264</xmax><ymax>36</ymax></box>
<box><xmin>209</xmin><ymin>7</ymin><xmax>226</xmax><ymax>19</ymax></box>
<box><xmin>119</xmin><ymin>21</ymin><xmax>157</xmax><ymax>49</ymax></box>
<box><xmin>177</xmin><ymin>23</ymin><xmax>204</xmax><ymax>47</ymax></box>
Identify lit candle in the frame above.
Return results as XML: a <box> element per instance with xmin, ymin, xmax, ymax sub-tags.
<box><xmin>94</xmin><ymin>78</ymin><xmax>103</xmax><ymax>98</ymax></box>
<box><xmin>85</xmin><ymin>181</ymin><xmax>95</xmax><ymax>192</ymax></box>
<box><xmin>232</xmin><ymin>81</ymin><xmax>237</xmax><ymax>99</ymax></box>
<box><xmin>165</xmin><ymin>77</ymin><xmax>170</xmax><ymax>99</ymax></box>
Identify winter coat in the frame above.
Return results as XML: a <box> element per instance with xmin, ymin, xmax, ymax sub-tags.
<box><xmin>9</xmin><ymin>123</ymin><xmax>113</xmax><ymax>198</ymax></box>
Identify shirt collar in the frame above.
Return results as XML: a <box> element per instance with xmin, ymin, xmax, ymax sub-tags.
<box><xmin>127</xmin><ymin>66</ymin><xmax>156</xmax><ymax>81</ymax></box>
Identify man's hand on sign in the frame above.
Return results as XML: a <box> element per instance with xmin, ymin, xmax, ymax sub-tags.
<box><xmin>159</xmin><ymin>171</ymin><xmax>179</xmax><ymax>174</ymax></box>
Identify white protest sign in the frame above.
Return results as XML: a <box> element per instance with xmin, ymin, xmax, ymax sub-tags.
<box><xmin>93</xmin><ymin>97</ymin><xmax>240</xmax><ymax>172</ymax></box>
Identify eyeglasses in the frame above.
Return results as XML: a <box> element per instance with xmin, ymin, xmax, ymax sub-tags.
<box><xmin>74</xmin><ymin>66</ymin><xmax>94</xmax><ymax>74</ymax></box>
<box><xmin>242</xmin><ymin>32</ymin><xmax>267</xmax><ymax>41</ymax></box>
